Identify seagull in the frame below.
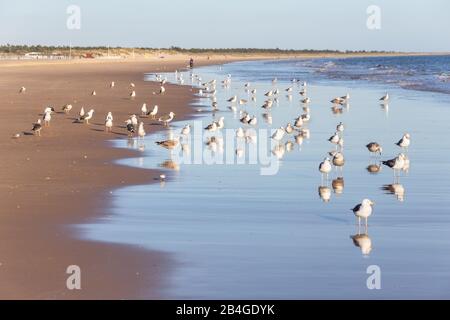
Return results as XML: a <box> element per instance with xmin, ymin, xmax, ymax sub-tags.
<box><xmin>264</xmin><ymin>90</ymin><xmax>274</xmax><ymax>97</ymax></box>
<box><xmin>110</xmin><ymin>81</ymin><xmax>115</xmax><ymax>88</ymax></box>
<box><xmin>43</xmin><ymin>111</ymin><xmax>52</xmax><ymax>126</ymax></box>
<box><xmin>250</xmin><ymin>89</ymin><xmax>257</xmax><ymax>95</ymax></box>
<box><xmin>148</xmin><ymin>105</ymin><xmax>158</xmax><ymax>119</ymax></box>
<box><xmin>205</xmin><ymin>121</ymin><xmax>218</xmax><ymax>132</ymax></box>
<box><xmin>105</xmin><ymin>117</ymin><xmax>113</xmax><ymax>132</ymax></box>
<box><xmin>328</xmin><ymin>132</ymin><xmax>340</xmax><ymax>145</ymax></box>
<box><xmin>61</xmin><ymin>104</ymin><xmax>73</xmax><ymax>114</ymax></box>
<box><xmin>395</xmin><ymin>133</ymin><xmax>410</xmax><ymax>150</ymax></box>
<box><xmin>212</xmin><ymin>117</ymin><xmax>223</xmax><ymax>129</ymax></box>
<box><xmin>301</xmin><ymin>113</ymin><xmax>311</xmax><ymax>122</ymax></box>
<box><xmin>285</xmin><ymin>123</ymin><xmax>295</xmax><ymax>134</ymax></box>
<box><xmin>156</xmin><ymin>137</ymin><xmax>179</xmax><ymax>149</ymax></box>
<box><xmin>319</xmin><ymin>157</ymin><xmax>332</xmax><ymax>180</ymax></box>
<box><xmin>261</xmin><ymin>100</ymin><xmax>273</xmax><ymax>109</ymax></box>
<box><xmin>285</xmin><ymin>87</ymin><xmax>293</xmax><ymax>93</ymax></box>
<box><xmin>240</xmin><ymin>112</ymin><xmax>251</xmax><ymax>124</ymax></box>
<box><xmin>80</xmin><ymin>109</ymin><xmax>94</xmax><ymax>124</ymax></box>
<box><xmin>19</xmin><ymin>86</ymin><xmax>26</xmax><ymax>93</ymax></box>
<box><xmin>331</xmin><ymin>97</ymin><xmax>344</xmax><ymax>105</ymax></box>
<box><xmin>130</xmin><ymin>82</ymin><xmax>135</xmax><ymax>88</ymax></box>
<box><xmin>43</xmin><ymin>106</ymin><xmax>55</xmax><ymax>114</ymax></box>
<box><xmin>158</xmin><ymin>111</ymin><xmax>175</xmax><ymax>126</ymax></box>
<box><xmin>294</xmin><ymin>117</ymin><xmax>303</xmax><ymax>128</ymax></box>
<box><xmin>380</xmin><ymin>93</ymin><xmax>389</xmax><ymax>102</ymax></box>
<box><xmin>181</xmin><ymin>124</ymin><xmax>191</xmax><ymax>135</ymax></box>
<box><xmin>159</xmin><ymin>86</ymin><xmax>166</xmax><ymax>94</ymax></box>
<box><xmin>336</xmin><ymin>122</ymin><xmax>344</xmax><ymax>134</ymax></box>
<box><xmin>91</xmin><ymin>90</ymin><xmax>96</xmax><ymax>96</ymax></box>
<box><xmin>130</xmin><ymin>90</ymin><xmax>136</xmax><ymax>99</ymax></box>
<box><xmin>137</xmin><ymin>122</ymin><xmax>146</xmax><ymax>139</ymax></box>
<box><xmin>332</xmin><ymin>152</ymin><xmax>345</xmax><ymax>170</ymax></box>
<box><xmin>239</xmin><ymin>99</ymin><xmax>248</xmax><ymax>105</ymax></box>
<box><xmin>366</xmin><ymin>142</ymin><xmax>383</xmax><ymax>155</ymax></box>
<box><xmin>106</xmin><ymin>112</ymin><xmax>113</xmax><ymax>121</ymax></box>
<box><xmin>351</xmin><ymin>199</ymin><xmax>375</xmax><ymax>227</ymax></box>
<box><xmin>130</xmin><ymin>114</ymin><xmax>138</xmax><ymax>128</ymax></box>
<box><xmin>248</xmin><ymin>116</ymin><xmax>257</xmax><ymax>126</ymax></box>
<box><xmin>141</xmin><ymin>103</ymin><xmax>148</xmax><ymax>116</ymax></box>
<box><xmin>227</xmin><ymin>95</ymin><xmax>237</xmax><ymax>103</ymax></box>
<box><xmin>125</xmin><ymin>119</ymin><xmax>135</xmax><ymax>137</ymax></box>
<box><xmin>301</xmin><ymin>97</ymin><xmax>311</xmax><ymax>104</ymax></box>
<box><xmin>382</xmin><ymin>153</ymin><xmax>406</xmax><ymax>176</ymax></box>
<box><xmin>31</xmin><ymin>119</ymin><xmax>42</xmax><ymax>136</ymax></box>
<box><xmin>271</xmin><ymin>127</ymin><xmax>285</xmax><ymax>141</ymax></box>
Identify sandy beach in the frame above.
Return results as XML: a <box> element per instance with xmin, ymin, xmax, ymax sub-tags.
<box><xmin>1</xmin><ymin>51</ymin><xmax>448</xmax><ymax>299</ymax></box>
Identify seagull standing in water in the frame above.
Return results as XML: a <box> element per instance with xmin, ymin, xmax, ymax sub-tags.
<box><xmin>395</xmin><ymin>133</ymin><xmax>410</xmax><ymax>150</ymax></box>
<box><xmin>366</xmin><ymin>142</ymin><xmax>383</xmax><ymax>156</ymax></box>
<box><xmin>19</xmin><ymin>86</ymin><xmax>26</xmax><ymax>93</ymax></box>
<box><xmin>351</xmin><ymin>199</ymin><xmax>375</xmax><ymax>228</ymax></box>
<box><xmin>110</xmin><ymin>81</ymin><xmax>115</xmax><ymax>88</ymax></box>
<box><xmin>130</xmin><ymin>90</ymin><xmax>136</xmax><ymax>99</ymax></box>
<box><xmin>380</xmin><ymin>92</ymin><xmax>389</xmax><ymax>102</ymax></box>
<box><xmin>382</xmin><ymin>153</ymin><xmax>407</xmax><ymax>177</ymax></box>
<box><xmin>319</xmin><ymin>157</ymin><xmax>332</xmax><ymax>181</ymax></box>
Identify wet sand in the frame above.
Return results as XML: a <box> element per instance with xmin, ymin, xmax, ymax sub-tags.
<box><xmin>0</xmin><ymin>56</ymin><xmax>226</xmax><ymax>299</ymax></box>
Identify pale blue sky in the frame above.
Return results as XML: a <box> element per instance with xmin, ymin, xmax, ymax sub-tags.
<box><xmin>0</xmin><ymin>0</ymin><xmax>449</xmax><ymax>51</ymax></box>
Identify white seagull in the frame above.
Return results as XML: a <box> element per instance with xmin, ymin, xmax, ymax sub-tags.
<box><xmin>351</xmin><ymin>199</ymin><xmax>375</xmax><ymax>227</ymax></box>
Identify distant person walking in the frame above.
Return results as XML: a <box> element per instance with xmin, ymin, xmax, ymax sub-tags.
<box><xmin>189</xmin><ymin>58</ymin><xmax>194</xmax><ymax>69</ymax></box>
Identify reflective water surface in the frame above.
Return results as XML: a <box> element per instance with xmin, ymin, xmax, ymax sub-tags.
<box><xmin>78</xmin><ymin>59</ymin><xmax>450</xmax><ymax>299</ymax></box>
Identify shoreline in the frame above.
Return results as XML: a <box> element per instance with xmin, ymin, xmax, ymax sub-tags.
<box><xmin>0</xmin><ymin>56</ymin><xmax>223</xmax><ymax>299</ymax></box>
<box><xmin>0</xmin><ymin>51</ymin><xmax>445</xmax><ymax>299</ymax></box>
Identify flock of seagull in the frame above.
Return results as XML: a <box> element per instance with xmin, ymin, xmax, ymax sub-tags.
<box><xmin>20</xmin><ymin>68</ymin><xmax>412</xmax><ymax>235</ymax></box>
<box><xmin>24</xmin><ymin>80</ymin><xmax>174</xmax><ymax>145</ymax></box>
<box><xmin>167</xmin><ymin>71</ymin><xmax>411</xmax><ymax>231</ymax></box>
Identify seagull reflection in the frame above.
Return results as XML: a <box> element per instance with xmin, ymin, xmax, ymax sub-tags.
<box><xmin>331</xmin><ymin>105</ymin><xmax>344</xmax><ymax>115</ymax></box>
<box><xmin>382</xmin><ymin>183</ymin><xmax>405</xmax><ymax>202</ymax></box>
<box><xmin>350</xmin><ymin>232</ymin><xmax>372</xmax><ymax>256</ymax></box>
<box><xmin>366</xmin><ymin>163</ymin><xmax>382</xmax><ymax>174</ymax></box>
<box><xmin>380</xmin><ymin>103</ymin><xmax>389</xmax><ymax>117</ymax></box>
<box><xmin>318</xmin><ymin>185</ymin><xmax>331</xmax><ymax>202</ymax></box>
<box><xmin>160</xmin><ymin>159</ymin><xmax>180</xmax><ymax>171</ymax></box>
<box><xmin>262</xmin><ymin>113</ymin><xmax>272</xmax><ymax>125</ymax></box>
<box><xmin>127</xmin><ymin>137</ymin><xmax>135</xmax><ymax>149</ymax></box>
<box><xmin>332</xmin><ymin>177</ymin><xmax>344</xmax><ymax>195</ymax></box>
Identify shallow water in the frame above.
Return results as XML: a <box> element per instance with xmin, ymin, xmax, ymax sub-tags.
<box><xmin>78</xmin><ymin>58</ymin><xmax>450</xmax><ymax>299</ymax></box>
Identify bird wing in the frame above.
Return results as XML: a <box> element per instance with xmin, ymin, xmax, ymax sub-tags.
<box><xmin>351</xmin><ymin>204</ymin><xmax>361</xmax><ymax>213</ymax></box>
